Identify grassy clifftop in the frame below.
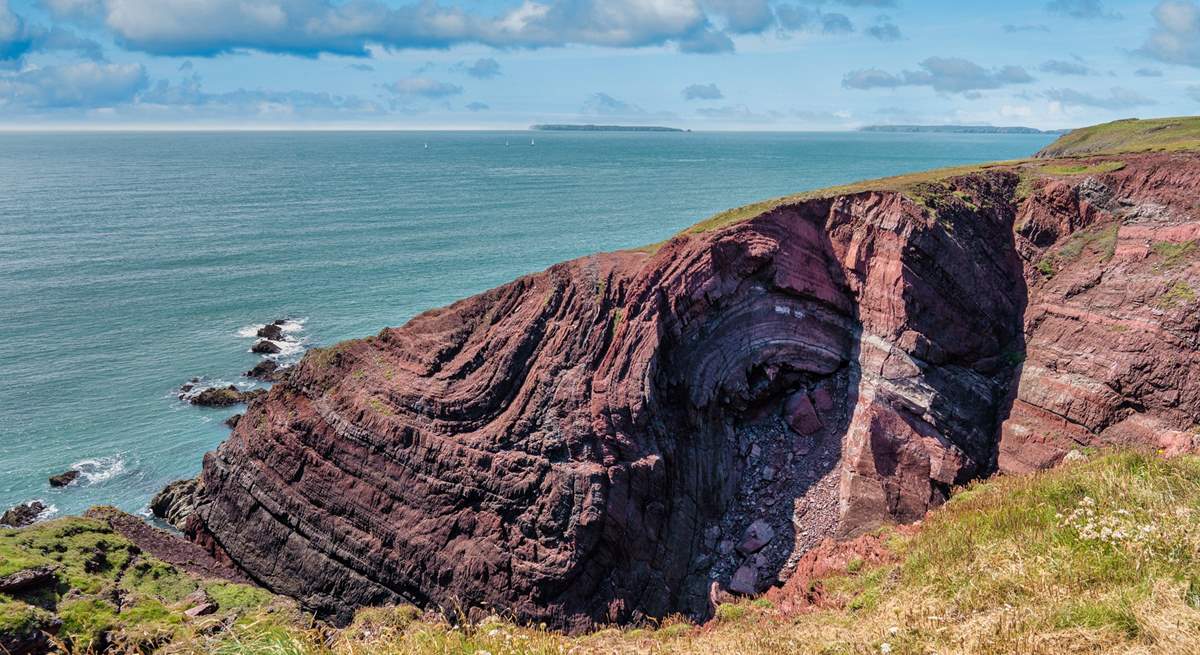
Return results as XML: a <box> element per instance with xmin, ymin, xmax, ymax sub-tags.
<box><xmin>5</xmin><ymin>451</ymin><xmax>1200</xmax><ymax>653</ymax></box>
<box><xmin>1036</xmin><ymin>116</ymin><xmax>1200</xmax><ymax>158</ymax></box>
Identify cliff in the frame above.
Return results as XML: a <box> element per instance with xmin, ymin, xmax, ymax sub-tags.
<box><xmin>180</xmin><ymin>120</ymin><xmax>1200</xmax><ymax>631</ymax></box>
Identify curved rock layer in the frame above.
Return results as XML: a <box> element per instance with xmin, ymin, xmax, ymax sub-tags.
<box><xmin>187</xmin><ymin>152</ymin><xmax>1199</xmax><ymax>630</ymax></box>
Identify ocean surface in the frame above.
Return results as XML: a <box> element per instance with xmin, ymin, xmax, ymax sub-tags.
<box><xmin>0</xmin><ymin>130</ymin><xmax>1055</xmax><ymax>520</ymax></box>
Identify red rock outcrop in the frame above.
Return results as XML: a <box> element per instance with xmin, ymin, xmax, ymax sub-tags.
<box><xmin>1000</xmin><ymin>155</ymin><xmax>1200</xmax><ymax>471</ymax></box>
<box><xmin>184</xmin><ymin>151</ymin><xmax>1199</xmax><ymax>631</ymax></box>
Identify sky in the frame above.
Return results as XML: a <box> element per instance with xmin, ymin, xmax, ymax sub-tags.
<box><xmin>0</xmin><ymin>0</ymin><xmax>1198</xmax><ymax>130</ymax></box>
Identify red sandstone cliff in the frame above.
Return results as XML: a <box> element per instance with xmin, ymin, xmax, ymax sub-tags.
<box><xmin>182</xmin><ymin>150</ymin><xmax>1200</xmax><ymax>631</ymax></box>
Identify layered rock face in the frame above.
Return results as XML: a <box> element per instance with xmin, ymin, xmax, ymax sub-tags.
<box><xmin>1001</xmin><ymin>155</ymin><xmax>1200</xmax><ymax>471</ymax></box>
<box><xmin>185</xmin><ymin>151</ymin><xmax>1198</xmax><ymax>630</ymax></box>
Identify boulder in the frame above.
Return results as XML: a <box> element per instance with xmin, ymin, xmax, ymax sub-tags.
<box><xmin>0</xmin><ymin>502</ymin><xmax>46</xmax><ymax>528</ymax></box>
<box><xmin>727</xmin><ymin>564</ymin><xmax>759</xmax><ymax>596</ymax></box>
<box><xmin>224</xmin><ymin>414</ymin><xmax>242</xmax><ymax>429</ymax></box>
<box><xmin>736</xmin><ymin>520</ymin><xmax>775</xmax><ymax>555</ymax></box>
<box><xmin>0</xmin><ymin>566</ymin><xmax>57</xmax><ymax>594</ymax></box>
<box><xmin>784</xmin><ymin>391</ymin><xmax>823</xmax><ymax>436</ymax></box>
<box><xmin>48</xmin><ymin>470</ymin><xmax>79</xmax><ymax>488</ymax></box>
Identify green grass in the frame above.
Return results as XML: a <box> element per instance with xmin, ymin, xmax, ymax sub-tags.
<box><xmin>0</xmin><ymin>516</ymin><xmax>304</xmax><ymax>653</ymax></box>
<box><xmin>1038</xmin><ymin>116</ymin><xmax>1200</xmax><ymax>158</ymax></box>
<box><xmin>1058</xmin><ymin>223</ymin><xmax>1120</xmax><ymax>263</ymax></box>
<box><xmin>682</xmin><ymin>161</ymin><xmax>1022</xmax><ymax>237</ymax></box>
<box><xmin>1039</xmin><ymin>160</ymin><xmax>1127</xmax><ymax>175</ymax></box>
<box><xmin>1156</xmin><ymin>281</ymin><xmax>1197</xmax><ymax>309</ymax></box>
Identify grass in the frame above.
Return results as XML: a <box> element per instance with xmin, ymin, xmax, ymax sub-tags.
<box><xmin>682</xmin><ymin>160</ymin><xmax>1022</xmax><ymax>237</ymax></box>
<box><xmin>1039</xmin><ymin>161</ymin><xmax>1127</xmax><ymax>175</ymax></box>
<box><xmin>1155</xmin><ymin>281</ymin><xmax>1197</xmax><ymax>310</ymax></box>
<box><xmin>1038</xmin><ymin>116</ymin><xmax>1200</xmax><ymax>158</ymax></box>
<box><xmin>10</xmin><ymin>452</ymin><xmax>1200</xmax><ymax>654</ymax></box>
<box><xmin>1152</xmin><ymin>241</ymin><xmax>1197</xmax><ymax>270</ymax></box>
<box><xmin>0</xmin><ymin>516</ymin><xmax>305</xmax><ymax>654</ymax></box>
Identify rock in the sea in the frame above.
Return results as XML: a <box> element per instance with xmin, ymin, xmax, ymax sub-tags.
<box><xmin>190</xmin><ymin>386</ymin><xmax>265</xmax><ymax>407</ymax></box>
<box><xmin>251</xmin><ymin>340</ymin><xmax>282</xmax><ymax>355</ymax></box>
<box><xmin>224</xmin><ymin>414</ymin><xmax>242</xmax><ymax>429</ymax></box>
<box><xmin>245</xmin><ymin>359</ymin><xmax>285</xmax><ymax>381</ymax></box>
<box><xmin>151</xmin><ymin>479</ymin><xmax>200</xmax><ymax>530</ymax></box>
<box><xmin>182</xmin><ymin>152</ymin><xmax>1200</xmax><ymax>631</ymax></box>
<box><xmin>257</xmin><ymin>324</ymin><xmax>285</xmax><ymax>340</ymax></box>
<box><xmin>0</xmin><ymin>502</ymin><xmax>46</xmax><ymax>528</ymax></box>
<box><xmin>48</xmin><ymin>470</ymin><xmax>79</xmax><ymax>488</ymax></box>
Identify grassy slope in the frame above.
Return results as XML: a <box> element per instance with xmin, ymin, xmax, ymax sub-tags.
<box><xmin>1035</xmin><ymin>116</ymin><xmax>1200</xmax><ymax>158</ymax></box>
<box><xmin>7</xmin><ymin>452</ymin><xmax>1200</xmax><ymax>654</ymax></box>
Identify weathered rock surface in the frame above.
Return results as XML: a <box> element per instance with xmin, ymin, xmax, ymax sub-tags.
<box><xmin>999</xmin><ymin>156</ymin><xmax>1200</xmax><ymax>472</ymax></box>
<box><xmin>187</xmin><ymin>158</ymin><xmax>1041</xmax><ymax>630</ymax></box>
<box><xmin>151</xmin><ymin>478</ymin><xmax>200</xmax><ymax>530</ymax></box>
<box><xmin>0</xmin><ymin>566</ymin><xmax>57</xmax><ymax>594</ymax></box>
<box><xmin>184</xmin><ymin>151</ymin><xmax>1199</xmax><ymax>632</ymax></box>
<box><xmin>1</xmin><ymin>502</ymin><xmax>46</xmax><ymax>528</ymax></box>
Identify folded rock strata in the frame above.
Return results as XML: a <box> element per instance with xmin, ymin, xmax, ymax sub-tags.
<box><xmin>183</xmin><ymin>151</ymin><xmax>1198</xmax><ymax>631</ymax></box>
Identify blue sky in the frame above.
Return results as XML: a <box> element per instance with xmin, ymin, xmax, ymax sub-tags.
<box><xmin>0</xmin><ymin>0</ymin><xmax>1197</xmax><ymax>129</ymax></box>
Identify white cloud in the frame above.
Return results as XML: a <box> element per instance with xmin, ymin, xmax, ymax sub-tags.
<box><xmin>0</xmin><ymin>61</ymin><xmax>146</xmax><ymax>108</ymax></box>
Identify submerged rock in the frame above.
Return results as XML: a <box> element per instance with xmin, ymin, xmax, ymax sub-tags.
<box><xmin>48</xmin><ymin>470</ymin><xmax>79</xmax><ymax>488</ymax></box>
<box><xmin>1</xmin><ymin>502</ymin><xmax>46</xmax><ymax>528</ymax></box>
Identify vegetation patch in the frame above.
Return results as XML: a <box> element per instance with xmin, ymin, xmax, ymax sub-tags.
<box><xmin>1039</xmin><ymin>160</ymin><xmax>1126</xmax><ymax>176</ymax></box>
<box><xmin>1156</xmin><ymin>281</ymin><xmax>1197</xmax><ymax>309</ymax></box>
<box><xmin>1058</xmin><ymin>223</ymin><xmax>1120</xmax><ymax>263</ymax></box>
<box><xmin>9</xmin><ymin>452</ymin><xmax>1200</xmax><ymax>654</ymax></box>
<box><xmin>1152</xmin><ymin>240</ymin><xmax>1197</xmax><ymax>269</ymax></box>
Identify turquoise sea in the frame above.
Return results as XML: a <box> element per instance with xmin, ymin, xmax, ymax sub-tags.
<box><xmin>0</xmin><ymin>130</ymin><xmax>1055</xmax><ymax>519</ymax></box>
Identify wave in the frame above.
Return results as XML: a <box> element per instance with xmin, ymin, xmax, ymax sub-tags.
<box><xmin>70</xmin><ymin>455</ymin><xmax>126</xmax><ymax>486</ymax></box>
<box><xmin>35</xmin><ymin>502</ymin><xmax>59</xmax><ymax>522</ymax></box>
<box><xmin>235</xmin><ymin>317</ymin><xmax>307</xmax><ymax>339</ymax></box>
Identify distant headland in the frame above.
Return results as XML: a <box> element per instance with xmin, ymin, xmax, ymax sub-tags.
<box><xmin>531</xmin><ymin>124</ymin><xmax>688</xmax><ymax>132</ymax></box>
<box><xmin>860</xmin><ymin>124</ymin><xmax>1069</xmax><ymax>135</ymax></box>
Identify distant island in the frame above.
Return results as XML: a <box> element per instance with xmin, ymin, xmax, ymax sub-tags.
<box><xmin>531</xmin><ymin>124</ymin><xmax>687</xmax><ymax>132</ymax></box>
<box><xmin>860</xmin><ymin>124</ymin><xmax>1069</xmax><ymax>135</ymax></box>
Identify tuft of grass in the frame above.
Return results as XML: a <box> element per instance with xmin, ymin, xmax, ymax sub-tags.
<box><xmin>1152</xmin><ymin>240</ymin><xmax>1197</xmax><ymax>269</ymax></box>
<box><xmin>1156</xmin><ymin>281</ymin><xmax>1197</xmax><ymax>309</ymax></box>
<box><xmin>1058</xmin><ymin>223</ymin><xmax>1120</xmax><ymax>263</ymax></box>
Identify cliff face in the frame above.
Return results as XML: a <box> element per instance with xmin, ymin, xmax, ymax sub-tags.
<box><xmin>185</xmin><ymin>151</ymin><xmax>1200</xmax><ymax>631</ymax></box>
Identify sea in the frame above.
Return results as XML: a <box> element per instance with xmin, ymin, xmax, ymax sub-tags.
<box><xmin>0</xmin><ymin>130</ymin><xmax>1056</xmax><ymax>520</ymax></box>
